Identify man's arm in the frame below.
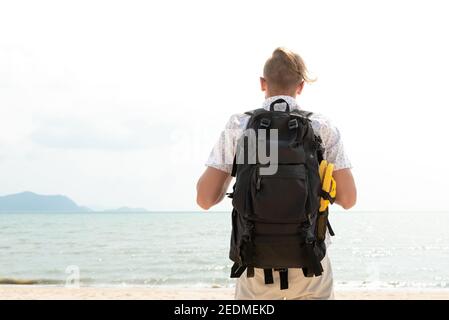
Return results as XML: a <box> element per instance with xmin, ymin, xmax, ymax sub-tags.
<box><xmin>196</xmin><ymin>167</ymin><xmax>232</xmax><ymax>210</ymax></box>
<box><xmin>333</xmin><ymin>168</ymin><xmax>357</xmax><ymax>209</ymax></box>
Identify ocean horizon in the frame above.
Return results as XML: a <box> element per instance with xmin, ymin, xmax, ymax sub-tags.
<box><xmin>1</xmin><ymin>211</ymin><xmax>449</xmax><ymax>290</ymax></box>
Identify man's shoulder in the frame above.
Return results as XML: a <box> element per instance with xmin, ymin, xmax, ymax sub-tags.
<box><xmin>307</xmin><ymin>111</ymin><xmax>336</xmax><ymax>132</ymax></box>
<box><xmin>225</xmin><ymin>112</ymin><xmax>251</xmax><ymax>129</ymax></box>
<box><xmin>307</xmin><ymin>110</ymin><xmax>331</xmax><ymax>124</ymax></box>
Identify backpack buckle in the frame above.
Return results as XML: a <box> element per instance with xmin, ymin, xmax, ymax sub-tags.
<box><xmin>288</xmin><ymin>119</ymin><xmax>298</xmax><ymax>130</ymax></box>
<box><xmin>259</xmin><ymin>118</ymin><xmax>271</xmax><ymax>128</ymax></box>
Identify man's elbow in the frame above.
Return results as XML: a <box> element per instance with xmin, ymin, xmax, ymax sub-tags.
<box><xmin>338</xmin><ymin>194</ymin><xmax>357</xmax><ymax>210</ymax></box>
<box><xmin>196</xmin><ymin>180</ymin><xmax>214</xmax><ymax>210</ymax></box>
<box><xmin>196</xmin><ymin>194</ymin><xmax>215</xmax><ymax>210</ymax></box>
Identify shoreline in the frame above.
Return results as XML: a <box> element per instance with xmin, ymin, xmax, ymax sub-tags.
<box><xmin>0</xmin><ymin>286</ymin><xmax>448</xmax><ymax>300</ymax></box>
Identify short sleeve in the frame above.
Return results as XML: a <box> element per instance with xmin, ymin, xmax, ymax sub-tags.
<box><xmin>311</xmin><ymin>115</ymin><xmax>352</xmax><ymax>171</ymax></box>
<box><xmin>205</xmin><ymin>114</ymin><xmax>246</xmax><ymax>174</ymax></box>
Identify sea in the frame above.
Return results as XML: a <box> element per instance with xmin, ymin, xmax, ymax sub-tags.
<box><xmin>1</xmin><ymin>211</ymin><xmax>449</xmax><ymax>290</ymax></box>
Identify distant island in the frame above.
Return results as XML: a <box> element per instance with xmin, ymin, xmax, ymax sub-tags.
<box><xmin>0</xmin><ymin>191</ymin><xmax>148</xmax><ymax>213</ymax></box>
<box><xmin>0</xmin><ymin>191</ymin><xmax>90</xmax><ymax>212</ymax></box>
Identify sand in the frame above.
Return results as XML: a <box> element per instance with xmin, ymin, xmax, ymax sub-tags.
<box><xmin>0</xmin><ymin>286</ymin><xmax>448</xmax><ymax>300</ymax></box>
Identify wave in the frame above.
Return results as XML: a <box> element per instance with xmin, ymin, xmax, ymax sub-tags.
<box><xmin>0</xmin><ymin>278</ymin><xmax>64</xmax><ymax>285</ymax></box>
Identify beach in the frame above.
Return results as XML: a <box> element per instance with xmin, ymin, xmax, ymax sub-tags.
<box><xmin>0</xmin><ymin>286</ymin><xmax>448</xmax><ymax>300</ymax></box>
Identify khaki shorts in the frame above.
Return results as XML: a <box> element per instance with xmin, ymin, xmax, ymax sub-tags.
<box><xmin>234</xmin><ymin>254</ymin><xmax>334</xmax><ymax>300</ymax></box>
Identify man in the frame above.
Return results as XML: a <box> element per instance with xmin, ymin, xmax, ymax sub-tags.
<box><xmin>196</xmin><ymin>47</ymin><xmax>357</xmax><ymax>299</ymax></box>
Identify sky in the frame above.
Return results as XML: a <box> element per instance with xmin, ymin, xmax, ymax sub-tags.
<box><xmin>0</xmin><ymin>0</ymin><xmax>448</xmax><ymax>211</ymax></box>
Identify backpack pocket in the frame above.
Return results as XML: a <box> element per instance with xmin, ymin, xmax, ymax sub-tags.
<box><xmin>232</xmin><ymin>165</ymin><xmax>257</xmax><ymax>215</ymax></box>
<box><xmin>252</xmin><ymin>164</ymin><xmax>308</xmax><ymax>224</ymax></box>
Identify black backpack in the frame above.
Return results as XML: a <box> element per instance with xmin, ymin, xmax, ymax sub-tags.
<box><xmin>227</xmin><ymin>98</ymin><xmax>334</xmax><ymax>290</ymax></box>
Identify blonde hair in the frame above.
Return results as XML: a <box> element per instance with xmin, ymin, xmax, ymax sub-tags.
<box><xmin>263</xmin><ymin>47</ymin><xmax>315</xmax><ymax>92</ymax></box>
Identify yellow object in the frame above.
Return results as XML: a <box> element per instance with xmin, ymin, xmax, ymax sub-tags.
<box><xmin>319</xmin><ymin>160</ymin><xmax>337</xmax><ymax>212</ymax></box>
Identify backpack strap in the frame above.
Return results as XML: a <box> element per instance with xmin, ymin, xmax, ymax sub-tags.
<box><xmin>327</xmin><ymin>220</ymin><xmax>335</xmax><ymax>236</ymax></box>
<box><xmin>230</xmin><ymin>262</ymin><xmax>246</xmax><ymax>278</ymax></box>
<box><xmin>274</xmin><ymin>268</ymin><xmax>289</xmax><ymax>290</ymax></box>
<box><xmin>320</xmin><ymin>189</ymin><xmax>336</xmax><ymax>204</ymax></box>
<box><xmin>302</xmin><ymin>244</ymin><xmax>324</xmax><ymax>278</ymax></box>
<box><xmin>230</xmin><ymin>156</ymin><xmax>237</xmax><ymax>177</ymax></box>
<box><xmin>263</xmin><ymin>269</ymin><xmax>274</xmax><ymax>284</ymax></box>
<box><xmin>279</xmin><ymin>269</ymin><xmax>289</xmax><ymax>290</ymax></box>
<box><xmin>230</xmin><ymin>263</ymin><xmax>255</xmax><ymax>278</ymax></box>
<box><xmin>264</xmin><ymin>268</ymin><xmax>289</xmax><ymax>290</ymax></box>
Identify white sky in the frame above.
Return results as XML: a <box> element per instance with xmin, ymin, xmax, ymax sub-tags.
<box><xmin>0</xmin><ymin>0</ymin><xmax>448</xmax><ymax>211</ymax></box>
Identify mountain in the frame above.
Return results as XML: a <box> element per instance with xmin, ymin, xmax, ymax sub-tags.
<box><xmin>0</xmin><ymin>191</ymin><xmax>91</xmax><ymax>212</ymax></box>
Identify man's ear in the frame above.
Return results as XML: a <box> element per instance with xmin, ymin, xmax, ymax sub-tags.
<box><xmin>260</xmin><ymin>77</ymin><xmax>267</xmax><ymax>92</ymax></box>
<box><xmin>296</xmin><ymin>81</ymin><xmax>305</xmax><ymax>95</ymax></box>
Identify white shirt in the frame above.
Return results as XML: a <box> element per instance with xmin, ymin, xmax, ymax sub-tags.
<box><xmin>205</xmin><ymin>95</ymin><xmax>352</xmax><ymax>173</ymax></box>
